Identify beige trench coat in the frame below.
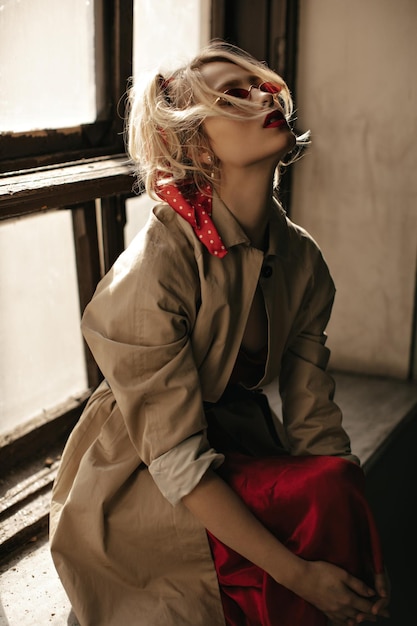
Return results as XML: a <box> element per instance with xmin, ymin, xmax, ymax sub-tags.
<box><xmin>50</xmin><ymin>193</ymin><xmax>356</xmax><ymax>626</ymax></box>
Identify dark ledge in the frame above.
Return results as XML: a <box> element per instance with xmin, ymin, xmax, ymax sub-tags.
<box><xmin>0</xmin><ymin>154</ymin><xmax>136</xmax><ymax>220</ymax></box>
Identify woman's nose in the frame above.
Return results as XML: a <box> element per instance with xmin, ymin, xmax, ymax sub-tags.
<box><xmin>249</xmin><ymin>85</ymin><xmax>273</xmax><ymax>106</ymax></box>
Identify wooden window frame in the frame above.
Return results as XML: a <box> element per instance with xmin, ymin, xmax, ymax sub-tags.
<box><xmin>0</xmin><ymin>0</ymin><xmax>134</xmax><ymax>558</ymax></box>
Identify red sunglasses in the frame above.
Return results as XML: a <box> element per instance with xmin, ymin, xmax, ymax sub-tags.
<box><xmin>215</xmin><ymin>81</ymin><xmax>282</xmax><ymax>105</ymax></box>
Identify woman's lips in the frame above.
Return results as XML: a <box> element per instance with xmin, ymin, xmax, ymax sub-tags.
<box><xmin>263</xmin><ymin>110</ymin><xmax>287</xmax><ymax>128</ymax></box>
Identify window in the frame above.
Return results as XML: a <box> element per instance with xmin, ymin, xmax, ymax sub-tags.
<box><xmin>0</xmin><ymin>1</ymin><xmax>134</xmax><ymax>556</ymax></box>
<box><xmin>0</xmin><ymin>0</ymin><xmax>128</xmax><ymax>171</ymax></box>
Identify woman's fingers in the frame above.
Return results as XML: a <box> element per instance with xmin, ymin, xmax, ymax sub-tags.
<box><xmin>371</xmin><ymin>570</ymin><xmax>391</xmax><ymax>618</ymax></box>
<box><xmin>345</xmin><ymin>573</ymin><xmax>376</xmax><ymax>598</ymax></box>
<box><xmin>325</xmin><ymin>568</ymin><xmax>390</xmax><ymax>624</ymax></box>
<box><xmin>373</xmin><ymin>570</ymin><xmax>391</xmax><ymax>603</ymax></box>
<box><xmin>371</xmin><ymin>598</ymin><xmax>390</xmax><ymax>618</ymax></box>
<box><xmin>356</xmin><ymin>612</ymin><xmax>377</xmax><ymax>623</ymax></box>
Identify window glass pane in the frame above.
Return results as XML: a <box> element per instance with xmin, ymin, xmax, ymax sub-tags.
<box><xmin>133</xmin><ymin>0</ymin><xmax>210</xmax><ymax>77</ymax></box>
<box><xmin>0</xmin><ymin>0</ymin><xmax>103</xmax><ymax>133</ymax></box>
<box><xmin>0</xmin><ymin>211</ymin><xmax>88</xmax><ymax>436</ymax></box>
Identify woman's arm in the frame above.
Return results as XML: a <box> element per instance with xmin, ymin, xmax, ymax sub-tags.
<box><xmin>183</xmin><ymin>469</ymin><xmax>303</xmax><ymax>586</ymax></box>
<box><xmin>279</xmin><ymin>246</ymin><xmax>357</xmax><ymax>461</ymax></box>
<box><xmin>183</xmin><ymin>470</ymin><xmax>389</xmax><ymax>625</ymax></box>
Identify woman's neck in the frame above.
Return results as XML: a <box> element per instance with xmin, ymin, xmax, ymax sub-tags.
<box><xmin>214</xmin><ymin>165</ymin><xmax>275</xmax><ymax>250</ymax></box>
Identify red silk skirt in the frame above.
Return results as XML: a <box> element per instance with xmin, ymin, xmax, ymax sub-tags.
<box><xmin>207</xmin><ymin>453</ymin><xmax>384</xmax><ymax>626</ymax></box>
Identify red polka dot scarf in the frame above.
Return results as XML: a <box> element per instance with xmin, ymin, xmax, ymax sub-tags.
<box><xmin>155</xmin><ymin>181</ymin><xmax>228</xmax><ymax>258</ymax></box>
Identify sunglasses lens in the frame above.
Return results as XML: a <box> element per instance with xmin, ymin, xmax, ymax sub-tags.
<box><xmin>260</xmin><ymin>82</ymin><xmax>282</xmax><ymax>94</ymax></box>
<box><xmin>224</xmin><ymin>88</ymin><xmax>252</xmax><ymax>99</ymax></box>
<box><xmin>218</xmin><ymin>82</ymin><xmax>282</xmax><ymax>106</ymax></box>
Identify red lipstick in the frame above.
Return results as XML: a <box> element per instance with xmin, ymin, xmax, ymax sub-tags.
<box><xmin>263</xmin><ymin>110</ymin><xmax>287</xmax><ymax>129</ymax></box>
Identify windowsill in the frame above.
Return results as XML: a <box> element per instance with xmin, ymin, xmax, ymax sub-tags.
<box><xmin>0</xmin><ymin>154</ymin><xmax>136</xmax><ymax>220</ymax></box>
<box><xmin>329</xmin><ymin>370</ymin><xmax>417</xmax><ymax>473</ymax></box>
<box><xmin>0</xmin><ymin>391</ymin><xmax>91</xmax><ymax>561</ymax></box>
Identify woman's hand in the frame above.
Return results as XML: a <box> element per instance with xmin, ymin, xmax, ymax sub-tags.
<box><xmin>290</xmin><ymin>560</ymin><xmax>390</xmax><ymax>625</ymax></box>
<box><xmin>183</xmin><ymin>471</ymin><xmax>390</xmax><ymax>625</ymax></box>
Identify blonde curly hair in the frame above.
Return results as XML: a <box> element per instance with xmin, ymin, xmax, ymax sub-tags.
<box><xmin>126</xmin><ymin>40</ymin><xmax>308</xmax><ymax>198</ymax></box>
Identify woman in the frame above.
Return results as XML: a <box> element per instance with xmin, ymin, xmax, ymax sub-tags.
<box><xmin>50</xmin><ymin>41</ymin><xmax>390</xmax><ymax>625</ymax></box>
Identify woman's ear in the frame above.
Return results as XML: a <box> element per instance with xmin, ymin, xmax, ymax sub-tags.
<box><xmin>186</xmin><ymin>146</ymin><xmax>213</xmax><ymax>165</ymax></box>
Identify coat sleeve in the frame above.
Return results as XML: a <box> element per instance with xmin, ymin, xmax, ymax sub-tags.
<box><xmin>279</xmin><ymin>245</ymin><xmax>359</xmax><ymax>464</ymax></box>
<box><xmin>81</xmin><ymin>212</ymin><xmax>224</xmax><ymax>505</ymax></box>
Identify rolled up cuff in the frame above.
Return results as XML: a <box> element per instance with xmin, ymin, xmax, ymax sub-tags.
<box><xmin>149</xmin><ymin>433</ymin><xmax>225</xmax><ymax>505</ymax></box>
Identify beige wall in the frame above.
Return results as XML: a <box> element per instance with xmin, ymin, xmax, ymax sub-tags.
<box><xmin>292</xmin><ymin>0</ymin><xmax>417</xmax><ymax>379</ymax></box>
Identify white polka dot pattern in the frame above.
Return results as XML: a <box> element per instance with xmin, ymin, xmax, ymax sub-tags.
<box><xmin>156</xmin><ymin>182</ymin><xmax>228</xmax><ymax>258</ymax></box>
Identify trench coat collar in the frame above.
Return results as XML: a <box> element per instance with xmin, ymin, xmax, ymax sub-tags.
<box><xmin>211</xmin><ymin>190</ymin><xmax>289</xmax><ymax>259</ymax></box>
